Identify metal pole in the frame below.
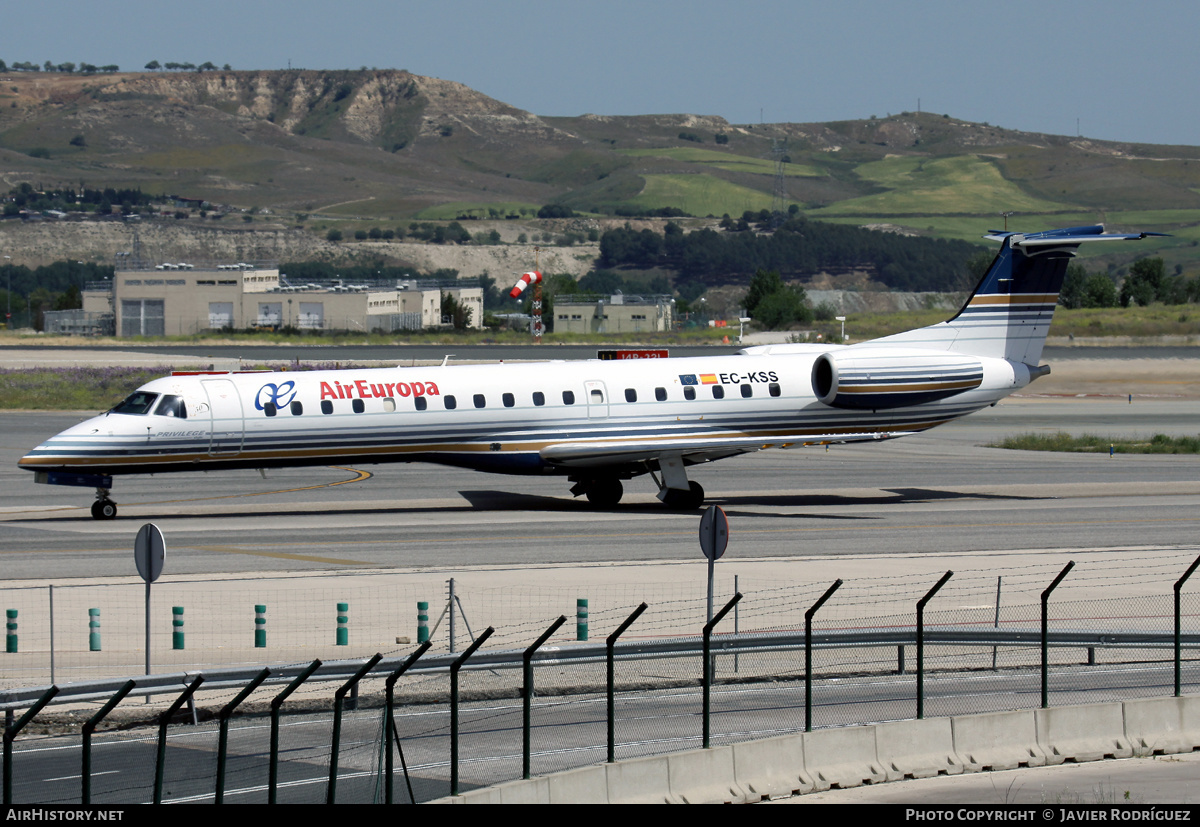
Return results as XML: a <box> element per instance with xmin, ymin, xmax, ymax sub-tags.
<box><xmin>49</xmin><ymin>586</ymin><xmax>55</xmax><ymax>685</ymax></box>
<box><xmin>154</xmin><ymin>675</ymin><xmax>204</xmax><ymax>804</ymax></box>
<box><xmin>327</xmin><ymin>653</ymin><xmax>382</xmax><ymax>804</ymax></box>
<box><xmin>917</xmin><ymin>571</ymin><xmax>953</xmax><ymax>720</ymax></box>
<box><xmin>1175</xmin><ymin>555</ymin><xmax>1200</xmax><ymax>696</ymax></box>
<box><xmin>451</xmin><ymin>626</ymin><xmax>494</xmax><ymax>796</ymax></box>
<box><xmin>703</xmin><ymin>593</ymin><xmax>742</xmax><ymax>749</ymax></box>
<box><xmin>385</xmin><ymin>642</ymin><xmax>431</xmax><ymax>805</ymax></box>
<box><xmin>3</xmin><ymin>685</ymin><xmax>58</xmax><ymax>805</ymax></box>
<box><xmin>992</xmin><ymin>576</ymin><xmax>1002</xmax><ymax>671</ymax></box>
<box><xmin>607</xmin><ymin>603</ymin><xmax>648</xmax><ymax>763</ymax></box>
<box><xmin>82</xmin><ymin>680</ymin><xmax>135</xmax><ymax>804</ymax></box>
<box><xmin>216</xmin><ymin>668</ymin><xmax>270</xmax><ymax>804</ymax></box>
<box><xmin>1041</xmin><ymin>561</ymin><xmax>1075</xmax><ymax>709</ymax></box>
<box><xmin>448</xmin><ymin>578</ymin><xmax>456</xmax><ymax>653</ymax></box>
<box><xmin>269</xmin><ymin>660</ymin><xmax>322</xmax><ymax>804</ymax></box>
<box><xmin>523</xmin><ymin>616</ymin><xmax>567</xmax><ymax>779</ymax></box>
<box><xmin>805</xmin><ymin>579</ymin><xmax>842</xmax><ymax>731</ymax></box>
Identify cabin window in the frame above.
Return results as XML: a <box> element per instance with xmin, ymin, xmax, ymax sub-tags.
<box><xmin>321</xmin><ymin>400</ymin><xmax>334</xmax><ymax>415</ymax></box>
<box><xmin>111</xmin><ymin>391</ymin><xmax>158</xmax><ymax>415</ymax></box>
<box><xmin>381</xmin><ymin>398</ymin><xmax>395</xmax><ymax>413</ymax></box>
<box><xmin>712</xmin><ymin>386</ymin><xmax>725</xmax><ymax>399</ymax></box>
<box><xmin>655</xmin><ymin>387</ymin><xmax>667</xmax><ymax>402</ymax></box>
<box><xmin>415</xmin><ymin>396</ymin><xmax>428</xmax><ymax>411</ymax></box>
<box><xmin>155</xmin><ymin>395</ymin><xmax>187</xmax><ymax>418</ymax></box>
<box><xmin>684</xmin><ymin>386</ymin><xmax>696</xmax><ymax>401</ymax></box>
<box><xmin>741</xmin><ymin>384</ymin><xmax>753</xmax><ymax>398</ymax></box>
<box><xmin>291</xmin><ymin>401</ymin><xmax>304</xmax><ymax>415</ymax></box>
<box><xmin>625</xmin><ymin>388</ymin><xmax>637</xmax><ymax>403</ymax></box>
<box><xmin>444</xmin><ymin>395</ymin><xmax>457</xmax><ymax>410</ymax></box>
<box><xmin>562</xmin><ymin>390</ymin><xmax>575</xmax><ymax>405</ymax></box>
<box><xmin>474</xmin><ymin>394</ymin><xmax>486</xmax><ymax>409</ymax></box>
<box><xmin>263</xmin><ymin>402</ymin><xmax>277</xmax><ymax>417</ymax></box>
<box><xmin>503</xmin><ymin>392</ymin><xmax>515</xmax><ymax>408</ymax></box>
<box><xmin>533</xmin><ymin>391</ymin><xmax>545</xmax><ymax>407</ymax></box>
<box><xmin>769</xmin><ymin>382</ymin><xmax>781</xmax><ymax>397</ymax></box>
<box><xmin>352</xmin><ymin>398</ymin><xmax>365</xmax><ymax>414</ymax></box>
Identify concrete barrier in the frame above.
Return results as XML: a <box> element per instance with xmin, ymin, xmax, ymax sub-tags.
<box><xmin>547</xmin><ymin>765</ymin><xmax>610</xmax><ymax>804</ymax></box>
<box><xmin>951</xmin><ymin>709</ymin><xmax>1045</xmax><ymax>771</ymax></box>
<box><xmin>802</xmin><ymin>725</ymin><xmax>886</xmax><ymax>790</ymax></box>
<box><xmin>1124</xmin><ymin>697</ymin><xmax>1195</xmax><ymax>757</ymax></box>
<box><xmin>875</xmin><ymin>717</ymin><xmax>975</xmax><ymax>780</ymax></box>
<box><xmin>666</xmin><ymin>745</ymin><xmax>749</xmax><ymax>804</ymax></box>
<box><xmin>1036</xmin><ymin>702</ymin><xmax>1132</xmax><ymax>765</ymax></box>
<box><xmin>605</xmin><ymin>754</ymin><xmax>672</xmax><ymax>804</ymax></box>
<box><xmin>732</xmin><ymin>733</ymin><xmax>814</xmax><ymax>800</ymax></box>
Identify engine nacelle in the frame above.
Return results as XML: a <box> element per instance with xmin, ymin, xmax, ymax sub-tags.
<box><xmin>811</xmin><ymin>347</ymin><xmax>984</xmax><ymax>410</ymax></box>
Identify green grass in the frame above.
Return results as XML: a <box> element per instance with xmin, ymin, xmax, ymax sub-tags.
<box><xmin>630</xmin><ymin>174</ymin><xmax>774</xmax><ymax>217</ymax></box>
<box><xmin>0</xmin><ymin>366</ymin><xmax>177</xmax><ymax>411</ymax></box>
<box><xmin>991</xmin><ymin>432</ymin><xmax>1200</xmax><ymax>454</ymax></box>
<box><xmin>617</xmin><ymin>147</ymin><xmax>821</xmax><ymax>177</ymax></box>
<box><xmin>813</xmin><ymin>156</ymin><xmax>1074</xmax><ymax>216</ymax></box>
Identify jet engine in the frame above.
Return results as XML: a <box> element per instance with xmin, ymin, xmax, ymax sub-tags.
<box><xmin>811</xmin><ymin>348</ymin><xmax>984</xmax><ymax>410</ymax></box>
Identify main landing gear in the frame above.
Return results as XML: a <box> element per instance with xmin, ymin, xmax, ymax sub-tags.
<box><xmin>91</xmin><ymin>488</ymin><xmax>118</xmax><ymax>520</ymax></box>
<box><xmin>568</xmin><ymin>454</ymin><xmax>706</xmax><ymax>510</ymax></box>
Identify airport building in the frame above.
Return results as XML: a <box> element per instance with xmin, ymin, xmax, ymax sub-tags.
<box><xmin>553</xmin><ymin>293</ymin><xmax>675</xmax><ymax>334</ymax></box>
<box><xmin>77</xmin><ymin>261</ymin><xmax>484</xmax><ymax>336</ymax></box>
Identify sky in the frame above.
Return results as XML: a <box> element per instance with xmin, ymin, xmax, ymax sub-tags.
<box><xmin>3</xmin><ymin>0</ymin><xmax>1198</xmax><ymax>147</ymax></box>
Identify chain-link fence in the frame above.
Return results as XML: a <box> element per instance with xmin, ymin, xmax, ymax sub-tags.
<box><xmin>5</xmin><ymin>550</ymin><xmax>1200</xmax><ymax>803</ymax></box>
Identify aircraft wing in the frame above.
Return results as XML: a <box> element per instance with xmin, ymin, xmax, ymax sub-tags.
<box><xmin>539</xmin><ymin>431</ymin><xmax>918</xmax><ymax>468</ymax></box>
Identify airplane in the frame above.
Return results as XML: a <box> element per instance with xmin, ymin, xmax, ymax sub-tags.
<box><xmin>19</xmin><ymin>225</ymin><xmax>1162</xmax><ymax>520</ymax></box>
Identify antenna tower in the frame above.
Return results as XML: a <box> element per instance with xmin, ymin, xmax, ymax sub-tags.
<box><xmin>771</xmin><ymin>138</ymin><xmax>788</xmax><ymax>224</ymax></box>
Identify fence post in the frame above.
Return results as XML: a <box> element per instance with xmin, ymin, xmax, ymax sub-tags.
<box><xmin>576</xmin><ymin>599</ymin><xmax>588</xmax><ymax>641</ymax></box>
<box><xmin>385</xmin><ymin>642</ymin><xmax>432</xmax><ymax>805</ymax></box>
<box><xmin>608</xmin><ymin>603</ymin><xmax>648</xmax><ymax>763</ymax></box>
<box><xmin>450</xmin><ymin>626</ymin><xmax>494</xmax><ymax>796</ymax></box>
<box><xmin>5</xmin><ymin>610</ymin><xmax>16</xmax><ymax>653</ymax></box>
<box><xmin>172</xmin><ymin>607</ymin><xmax>185</xmax><ymax>650</ymax></box>
<box><xmin>82</xmin><ymin>680</ymin><xmax>135</xmax><ymax>804</ymax></box>
<box><xmin>1041</xmin><ymin>561</ymin><xmax>1074</xmax><ymax>709</ymax></box>
<box><xmin>524</xmin><ymin>616</ymin><xmax>567</xmax><ymax>779</ymax></box>
<box><xmin>269</xmin><ymin>660</ymin><xmax>322</xmax><ymax>804</ymax></box>
<box><xmin>216</xmin><ymin>668</ymin><xmax>270</xmax><ymax>804</ymax></box>
<box><xmin>1175</xmin><ymin>556</ymin><xmax>1200</xmax><ymax>696</ymax></box>
<box><xmin>448</xmin><ymin>578</ymin><xmax>456</xmax><ymax>653</ymax></box>
<box><xmin>327</xmin><ymin>653</ymin><xmax>382</xmax><ymax>804</ymax></box>
<box><xmin>89</xmin><ymin>609</ymin><xmax>101</xmax><ymax>652</ymax></box>
<box><xmin>255</xmin><ymin>604</ymin><xmax>266</xmax><ymax>648</ymax></box>
<box><xmin>805</xmin><ymin>580</ymin><xmax>842</xmax><ymax>732</ymax></box>
<box><xmin>417</xmin><ymin>601</ymin><xmax>429</xmax><ymax>644</ymax></box>
<box><xmin>336</xmin><ymin>602</ymin><xmax>349</xmax><ymax>646</ymax></box>
<box><xmin>703</xmin><ymin>593</ymin><xmax>742</xmax><ymax>749</ymax></box>
<box><xmin>3</xmin><ymin>685</ymin><xmax>58</xmax><ymax>805</ymax></box>
<box><xmin>154</xmin><ymin>675</ymin><xmax>204</xmax><ymax>804</ymax></box>
<box><xmin>917</xmin><ymin>571</ymin><xmax>953</xmax><ymax>720</ymax></box>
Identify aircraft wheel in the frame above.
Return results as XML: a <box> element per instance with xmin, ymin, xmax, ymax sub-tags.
<box><xmin>584</xmin><ymin>478</ymin><xmax>623</xmax><ymax>507</ymax></box>
<box><xmin>662</xmin><ymin>481</ymin><xmax>704</xmax><ymax>510</ymax></box>
<box><xmin>91</xmin><ymin>500</ymin><xmax>118</xmax><ymax>520</ymax></box>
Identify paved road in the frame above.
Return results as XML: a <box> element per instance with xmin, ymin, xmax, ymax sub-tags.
<box><xmin>2</xmin><ymin>397</ymin><xmax>1198</xmax><ymax>578</ymax></box>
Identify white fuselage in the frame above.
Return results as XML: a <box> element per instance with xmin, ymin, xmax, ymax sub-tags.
<box><xmin>19</xmin><ymin>348</ymin><xmax>1031</xmax><ymax>480</ymax></box>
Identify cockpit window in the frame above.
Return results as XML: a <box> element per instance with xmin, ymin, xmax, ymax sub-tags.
<box><xmin>154</xmin><ymin>395</ymin><xmax>187</xmax><ymax>419</ymax></box>
<box><xmin>111</xmin><ymin>391</ymin><xmax>159</xmax><ymax>415</ymax></box>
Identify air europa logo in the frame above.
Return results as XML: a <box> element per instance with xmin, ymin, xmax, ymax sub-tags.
<box><xmin>319</xmin><ymin>378</ymin><xmax>441</xmax><ymax>401</ymax></box>
<box><xmin>255</xmin><ymin>381</ymin><xmax>297</xmax><ymax>411</ymax></box>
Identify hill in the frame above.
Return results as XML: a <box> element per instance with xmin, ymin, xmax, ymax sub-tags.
<box><xmin>3</xmin><ymin>69</ymin><xmax>1200</xmax><ymax>274</ymax></box>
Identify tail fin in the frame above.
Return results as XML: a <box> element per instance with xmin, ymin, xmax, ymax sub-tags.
<box><xmin>877</xmin><ymin>225</ymin><xmax>1164</xmax><ymax>364</ymax></box>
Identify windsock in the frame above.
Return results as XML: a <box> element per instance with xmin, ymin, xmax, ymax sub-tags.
<box><xmin>509</xmin><ymin>271</ymin><xmax>543</xmax><ymax>298</ymax></box>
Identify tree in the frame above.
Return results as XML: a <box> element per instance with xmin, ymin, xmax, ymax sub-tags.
<box><xmin>1120</xmin><ymin>257</ymin><xmax>1165</xmax><ymax>307</ymax></box>
<box><xmin>325</xmin><ymin>229</ymin><xmax>343</xmax><ymax>242</ymax></box>
<box><xmin>145</xmin><ymin>61</ymin><xmax>161</xmax><ymax>70</ymax></box>
<box><xmin>440</xmin><ymin>291</ymin><xmax>473</xmax><ymax>330</ymax></box>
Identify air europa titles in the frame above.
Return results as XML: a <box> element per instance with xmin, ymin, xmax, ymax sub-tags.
<box><xmin>319</xmin><ymin>378</ymin><xmax>441</xmax><ymax>401</ymax></box>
